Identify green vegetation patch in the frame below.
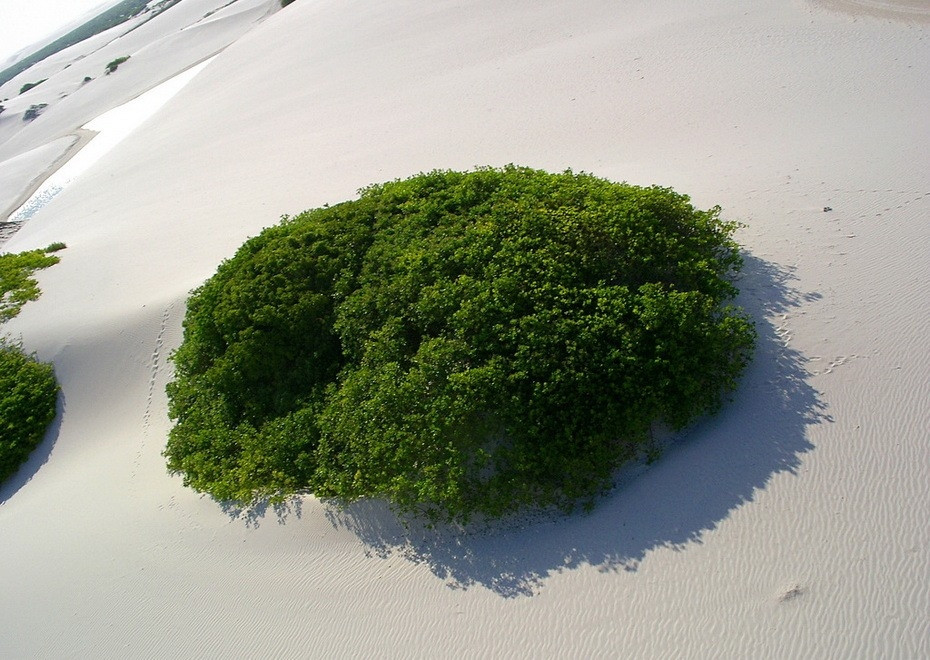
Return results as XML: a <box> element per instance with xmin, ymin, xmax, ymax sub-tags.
<box><xmin>105</xmin><ymin>56</ymin><xmax>130</xmax><ymax>75</ymax></box>
<box><xmin>165</xmin><ymin>166</ymin><xmax>755</xmax><ymax>521</ymax></box>
<box><xmin>22</xmin><ymin>103</ymin><xmax>49</xmax><ymax>122</ymax></box>
<box><xmin>19</xmin><ymin>79</ymin><xmax>47</xmax><ymax>95</ymax></box>
<box><xmin>22</xmin><ymin>104</ymin><xmax>48</xmax><ymax>122</ymax></box>
<box><xmin>0</xmin><ymin>246</ymin><xmax>62</xmax><ymax>323</ymax></box>
<box><xmin>0</xmin><ymin>244</ymin><xmax>64</xmax><ymax>485</ymax></box>
<box><xmin>0</xmin><ymin>339</ymin><xmax>59</xmax><ymax>484</ymax></box>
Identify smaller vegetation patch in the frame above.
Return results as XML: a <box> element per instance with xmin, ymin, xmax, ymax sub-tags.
<box><xmin>19</xmin><ymin>79</ymin><xmax>48</xmax><ymax>95</ymax></box>
<box><xmin>0</xmin><ymin>246</ymin><xmax>61</xmax><ymax>323</ymax></box>
<box><xmin>22</xmin><ymin>104</ymin><xmax>48</xmax><ymax>122</ymax></box>
<box><xmin>105</xmin><ymin>56</ymin><xmax>130</xmax><ymax>74</ymax></box>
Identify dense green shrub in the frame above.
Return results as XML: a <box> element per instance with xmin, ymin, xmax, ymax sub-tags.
<box><xmin>0</xmin><ymin>340</ymin><xmax>59</xmax><ymax>484</ymax></box>
<box><xmin>0</xmin><ymin>245</ymin><xmax>64</xmax><ymax>485</ymax></box>
<box><xmin>165</xmin><ymin>166</ymin><xmax>755</xmax><ymax>521</ymax></box>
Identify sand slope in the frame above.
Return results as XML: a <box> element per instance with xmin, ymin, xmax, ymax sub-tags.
<box><xmin>0</xmin><ymin>133</ymin><xmax>85</xmax><ymax>222</ymax></box>
<box><xmin>1</xmin><ymin>0</ymin><xmax>929</xmax><ymax>657</ymax></box>
<box><xmin>0</xmin><ymin>0</ymin><xmax>278</xmax><ymax>204</ymax></box>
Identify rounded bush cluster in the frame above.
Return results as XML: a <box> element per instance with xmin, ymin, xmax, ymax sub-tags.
<box><xmin>165</xmin><ymin>167</ymin><xmax>755</xmax><ymax>521</ymax></box>
<box><xmin>0</xmin><ymin>341</ymin><xmax>59</xmax><ymax>484</ymax></box>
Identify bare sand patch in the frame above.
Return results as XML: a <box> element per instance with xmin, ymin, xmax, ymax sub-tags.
<box><xmin>814</xmin><ymin>0</ymin><xmax>930</xmax><ymax>21</ymax></box>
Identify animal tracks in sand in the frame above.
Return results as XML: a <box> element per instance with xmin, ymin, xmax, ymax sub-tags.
<box><xmin>142</xmin><ymin>305</ymin><xmax>171</xmax><ymax>430</ymax></box>
<box><xmin>132</xmin><ymin>304</ymin><xmax>174</xmax><ymax>480</ymax></box>
<box><xmin>777</xmin><ymin>583</ymin><xmax>806</xmax><ymax>603</ymax></box>
<box><xmin>808</xmin><ymin>354</ymin><xmax>863</xmax><ymax>376</ymax></box>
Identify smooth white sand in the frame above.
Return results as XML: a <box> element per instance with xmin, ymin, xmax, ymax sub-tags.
<box><xmin>0</xmin><ymin>134</ymin><xmax>80</xmax><ymax>220</ymax></box>
<box><xmin>1</xmin><ymin>0</ymin><xmax>928</xmax><ymax>657</ymax></box>
<box><xmin>7</xmin><ymin>59</ymin><xmax>214</xmax><ymax>222</ymax></box>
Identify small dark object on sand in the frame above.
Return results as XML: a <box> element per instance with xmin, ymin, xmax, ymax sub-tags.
<box><xmin>823</xmin><ymin>206</ymin><xmax>832</xmax><ymax>212</ymax></box>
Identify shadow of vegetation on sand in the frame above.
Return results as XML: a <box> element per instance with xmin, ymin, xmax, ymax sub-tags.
<box><xmin>238</xmin><ymin>254</ymin><xmax>830</xmax><ymax>598</ymax></box>
<box><xmin>221</xmin><ymin>496</ymin><xmax>304</xmax><ymax>528</ymax></box>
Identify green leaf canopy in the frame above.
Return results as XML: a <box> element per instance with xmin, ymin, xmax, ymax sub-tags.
<box><xmin>165</xmin><ymin>166</ymin><xmax>755</xmax><ymax>521</ymax></box>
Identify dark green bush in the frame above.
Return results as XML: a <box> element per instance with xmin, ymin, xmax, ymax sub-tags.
<box><xmin>0</xmin><ymin>245</ymin><xmax>64</xmax><ymax>485</ymax></box>
<box><xmin>165</xmin><ymin>166</ymin><xmax>755</xmax><ymax>521</ymax></box>
<box><xmin>0</xmin><ymin>340</ymin><xmax>59</xmax><ymax>484</ymax></box>
<box><xmin>19</xmin><ymin>79</ymin><xmax>47</xmax><ymax>95</ymax></box>
<box><xmin>22</xmin><ymin>103</ymin><xmax>48</xmax><ymax>122</ymax></box>
<box><xmin>105</xmin><ymin>56</ymin><xmax>130</xmax><ymax>74</ymax></box>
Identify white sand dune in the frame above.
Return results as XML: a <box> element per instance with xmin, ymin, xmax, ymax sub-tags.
<box><xmin>2</xmin><ymin>0</ymin><xmax>929</xmax><ymax>656</ymax></box>
<box><xmin>0</xmin><ymin>134</ymin><xmax>84</xmax><ymax>221</ymax></box>
<box><xmin>0</xmin><ymin>0</ymin><xmax>275</xmax><ymax>165</ymax></box>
